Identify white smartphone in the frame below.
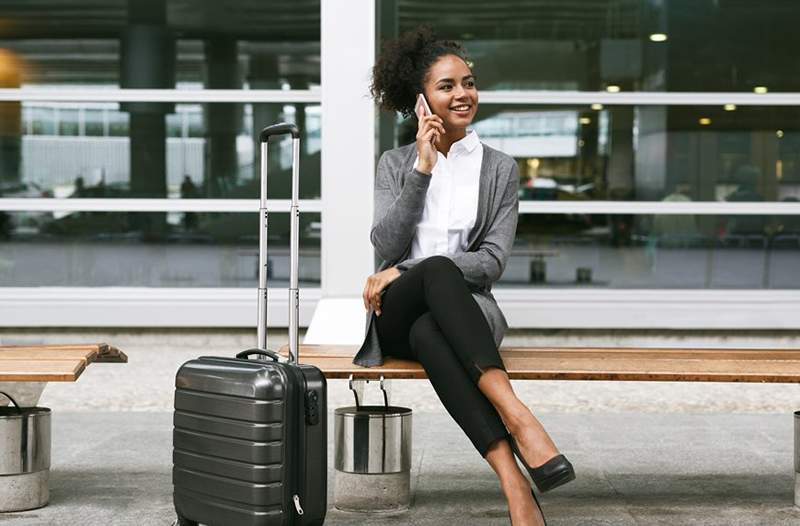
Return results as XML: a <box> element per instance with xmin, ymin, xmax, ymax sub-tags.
<box><xmin>415</xmin><ymin>93</ymin><xmax>436</xmax><ymax>144</ymax></box>
<box><xmin>415</xmin><ymin>93</ymin><xmax>432</xmax><ymax>120</ymax></box>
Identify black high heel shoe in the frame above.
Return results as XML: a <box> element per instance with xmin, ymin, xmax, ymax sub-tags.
<box><xmin>509</xmin><ymin>436</ymin><xmax>575</xmax><ymax>493</ymax></box>
<box><xmin>507</xmin><ymin>489</ymin><xmax>547</xmax><ymax>526</ymax></box>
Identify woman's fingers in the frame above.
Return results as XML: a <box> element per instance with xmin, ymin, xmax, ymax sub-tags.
<box><xmin>418</xmin><ymin>116</ymin><xmax>445</xmax><ymax>134</ymax></box>
<box><xmin>362</xmin><ymin>280</ymin><xmax>371</xmax><ymax>310</ymax></box>
<box><xmin>371</xmin><ymin>280</ymin><xmax>386</xmax><ymax>315</ymax></box>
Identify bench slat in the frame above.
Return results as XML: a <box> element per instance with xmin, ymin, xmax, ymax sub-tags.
<box><xmin>0</xmin><ymin>343</ymin><xmax>127</xmax><ymax>382</ymax></box>
<box><xmin>0</xmin><ymin>350</ymin><xmax>101</xmax><ymax>361</ymax></box>
<box><xmin>0</xmin><ymin>360</ymin><xmax>86</xmax><ymax>382</ymax></box>
<box><xmin>278</xmin><ymin>345</ymin><xmax>800</xmax><ymax>383</ymax></box>
<box><xmin>0</xmin><ymin>344</ymin><xmax>127</xmax><ymax>363</ymax></box>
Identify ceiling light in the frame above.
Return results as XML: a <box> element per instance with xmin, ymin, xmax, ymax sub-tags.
<box><xmin>649</xmin><ymin>33</ymin><xmax>668</xmax><ymax>42</ymax></box>
<box><xmin>723</xmin><ymin>104</ymin><xmax>737</xmax><ymax>111</ymax></box>
<box><xmin>606</xmin><ymin>85</ymin><xmax>621</xmax><ymax>93</ymax></box>
<box><xmin>591</xmin><ymin>103</ymin><xmax>604</xmax><ymax>110</ymax></box>
<box><xmin>777</xmin><ymin>130</ymin><xmax>784</xmax><ymax>138</ymax></box>
<box><xmin>754</xmin><ymin>86</ymin><xmax>768</xmax><ymax>94</ymax></box>
<box><xmin>580</xmin><ymin>117</ymin><xmax>591</xmax><ymax>125</ymax></box>
<box><xmin>699</xmin><ymin>117</ymin><xmax>712</xmax><ymax>126</ymax></box>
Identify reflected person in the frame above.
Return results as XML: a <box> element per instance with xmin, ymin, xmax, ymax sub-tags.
<box><xmin>180</xmin><ymin>175</ymin><xmax>199</xmax><ymax>231</ymax></box>
<box><xmin>725</xmin><ymin>164</ymin><xmax>765</xmax><ymax>237</ymax></box>
<box><xmin>353</xmin><ymin>26</ymin><xmax>575</xmax><ymax>526</ymax></box>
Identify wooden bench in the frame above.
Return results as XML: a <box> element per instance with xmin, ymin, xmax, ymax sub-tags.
<box><xmin>0</xmin><ymin>343</ymin><xmax>127</xmax><ymax>383</ymax></box>
<box><xmin>0</xmin><ymin>342</ymin><xmax>127</xmax><ymax>408</ymax></box>
<box><xmin>278</xmin><ymin>344</ymin><xmax>800</xmax><ymax>383</ymax></box>
<box><xmin>0</xmin><ymin>343</ymin><xmax>127</xmax><ymax>512</ymax></box>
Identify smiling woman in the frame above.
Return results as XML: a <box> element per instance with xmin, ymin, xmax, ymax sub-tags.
<box><xmin>360</xmin><ymin>25</ymin><xmax>575</xmax><ymax>526</ymax></box>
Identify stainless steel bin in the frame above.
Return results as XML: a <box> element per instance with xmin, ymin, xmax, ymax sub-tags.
<box><xmin>0</xmin><ymin>391</ymin><xmax>51</xmax><ymax>512</ymax></box>
<box><xmin>794</xmin><ymin>411</ymin><xmax>800</xmax><ymax>509</ymax></box>
<box><xmin>333</xmin><ymin>377</ymin><xmax>412</xmax><ymax>512</ymax></box>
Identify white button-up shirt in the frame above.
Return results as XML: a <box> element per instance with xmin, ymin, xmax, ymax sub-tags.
<box><xmin>411</xmin><ymin>130</ymin><xmax>483</xmax><ymax>259</ymax></box>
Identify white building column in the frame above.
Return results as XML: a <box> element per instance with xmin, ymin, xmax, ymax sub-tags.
<box><xmin>304</xmin><ymin>0</ymin><xmax>376</xmax><ymax>344</ymax></box>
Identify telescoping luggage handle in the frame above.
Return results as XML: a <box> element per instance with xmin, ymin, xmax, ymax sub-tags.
<box><xmin>258</xmin><ymin>122</ymin><xmax>301</xmax><ymax>364</ymax></box>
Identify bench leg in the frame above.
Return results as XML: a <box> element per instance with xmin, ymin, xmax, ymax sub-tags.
<box><xmin>795</xmin><ymin>411</ymin><xmax>800</xmax><ymax>509</ymax></box>
<box><xmin>334</xmin><ymin>376</ymin><xmax>411</xmax><ymax>512</ymax></box>
<box><xmin>346</xmin><ymin>376</ymin><xmax>393</xmax><ymax>407</ymax></box>
<box><xmin>0</xmin><ymin>382</ymin><xmax>46</xmax><ymax>407</ymax></box>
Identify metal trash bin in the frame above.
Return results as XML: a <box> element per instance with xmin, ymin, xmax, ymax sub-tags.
<box><xmin>0</xmin><ymin>391</ymin><xmax>51</xmax><ymax>512</ymax></box>
<box><xmin>795</xmin><ymin>411</ymin><xmax>800</xmax><ymax>509</ymax></box>
<box><xmin>334</xmin><ymin>376</ymin><xmax>412</xmax><ymax>512</ymax></box>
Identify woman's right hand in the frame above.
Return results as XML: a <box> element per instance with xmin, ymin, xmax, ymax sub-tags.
<box><xmin>416</xmin><ymin>115</ymin><xmax>446</xmax><ymax>174</ymax></box>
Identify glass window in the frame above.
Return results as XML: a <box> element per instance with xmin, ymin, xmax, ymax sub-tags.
<box><xmin>1</xmin><ymin>103</ymin><xmax>320</xmax><ymax>200</ymax></box>
<box><xmin>0</xmin><ymin>2</ymin><xmax>320</xmax><ymax>89</ymax></box>
<box><xmin>496</xmin><ymin>214</ymin><xmax>800</xmax><ymax>289</ymax></box>
<box><xmin>0</xmin><ymin>211</ymin><xmax>321</xmax><ymax>288</ymax></box>
<box><xmin>389</xmin><ymin>105</ymin><xmax>800</xmax><ymax>203</ymax></box>
<box><xmin>387</xmin><ymin>0</ymin><xmax>800</xmax><ymax>92</ymax></box>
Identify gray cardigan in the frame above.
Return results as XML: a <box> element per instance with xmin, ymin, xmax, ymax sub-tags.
<box><xmin>352</xmin><ymin>141</ymin><xmax>520</xmax><ymax>367</ymax></box>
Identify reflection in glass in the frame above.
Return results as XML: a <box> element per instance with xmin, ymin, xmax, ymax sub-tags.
<box><xmin>497</xmin><ymin>214</ymin><xmax>799</xmax><ymax>289</ymax></box>
<box><xmin>393</xmin><ymin>0</ymin><xmax>800</xmax><ymax>92</ymax></box>
<box><xmin>391</xmin><ymin>105</ymin><xmax>800</xmax><ymax>203</ymax></box>
<box><xmin>0</xmin><ymin>211</ymin><xmax>321</xmax><ymax>288</ymax></box>
<box><xmin>3</xmin><ymin>103</ymin><xmax>320</xmax><ymax>200</ymax></box>
<box><xmin>0</xmin><ymin>1</ymin><xmax>320</xmax><ymax>89</ymax></box>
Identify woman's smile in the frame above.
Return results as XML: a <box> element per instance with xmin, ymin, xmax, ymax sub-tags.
<box><xmin>423</xmin><ymin>54</ymin><xmax>479</xmax><ymax>134</ymax></box>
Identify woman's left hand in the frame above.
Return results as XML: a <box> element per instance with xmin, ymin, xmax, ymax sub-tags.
<box><xmin>362</xmin><ymin>267</ymin><xmax>401</xmax><ymax>316</ymax></box>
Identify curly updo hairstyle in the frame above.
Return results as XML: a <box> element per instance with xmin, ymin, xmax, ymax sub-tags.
<box><xmin>370</xmin><ymin>25</ymin><xmax>471</xmax><ymax>120</ymax></box>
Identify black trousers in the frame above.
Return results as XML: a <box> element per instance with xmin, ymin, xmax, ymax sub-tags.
<box><xmin>375</xmin><ymin>255</ymin><xmax>510</xmax><ymax>457</ymax></box>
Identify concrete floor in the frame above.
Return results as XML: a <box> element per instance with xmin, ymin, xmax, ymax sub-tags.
<box><xmin>0</xmin><ymin>412</ymin><xmax>798</xmax><ymax>525</ymax></box>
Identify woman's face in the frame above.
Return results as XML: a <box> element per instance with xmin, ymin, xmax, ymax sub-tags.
<box><xmin>422</xmin><ymin>54</ymin><xmax>478</xmax><ymax>132</ymax></box>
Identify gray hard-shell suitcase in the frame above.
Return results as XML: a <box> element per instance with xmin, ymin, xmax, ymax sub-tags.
<box><xmin>173</xmin><ymin>123</ymin><xmax>327</xmax><ymax>526</ymax></box>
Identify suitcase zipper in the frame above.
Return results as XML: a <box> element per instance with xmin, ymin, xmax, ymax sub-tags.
<box><xmin>289</xmin><ymin>365</ymin><xmax>308</xmax><ymax>524</ymax></box>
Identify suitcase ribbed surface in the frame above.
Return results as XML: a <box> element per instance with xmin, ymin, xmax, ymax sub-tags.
<box><xmin>173</xmin><ymin>358</ymin><xmax>292</xmax><ymax>525</ymax></box>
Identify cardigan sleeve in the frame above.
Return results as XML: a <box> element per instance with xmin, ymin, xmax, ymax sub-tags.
<box><xmin>370</xmin><ymin>151</ymin><xmax>432</xmax><ymax>262</ymax></box>
<box><xmin>395</xmin><ymin>161</ymin><xmax>520</xmax><ymax>290</ymax></box>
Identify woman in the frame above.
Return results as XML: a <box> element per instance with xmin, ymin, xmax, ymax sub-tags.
<box><xmin>352</xmin><ymin>26</ymin><xmax>575</xmax><ymax>526</ymax></box>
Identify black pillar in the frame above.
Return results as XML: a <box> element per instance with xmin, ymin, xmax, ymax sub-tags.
<box><xmin>121</xmin><ymin>0</ymin><xmax>175</xmax><ymax>237</ymax></box>
<box><xmin>205</xmin><ymin>37</ymin><xmax>240</xmax><ymax>197</ymax></box>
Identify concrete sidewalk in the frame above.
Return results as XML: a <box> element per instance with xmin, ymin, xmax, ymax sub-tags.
<box><xmin>0</xmin><ymin>411</ymin><xmax>798</xmax><ymax>525</ymax></box>
<box><xmin>2</xmin><ymin>328</ymin><xmax>800</xmax><ymax>524</ymax></box>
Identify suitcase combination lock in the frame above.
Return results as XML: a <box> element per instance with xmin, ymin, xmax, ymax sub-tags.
<box><xmin>304</xmin><ymin>390</ymin><xmax>320</xmax><ymax>426</ymax></box>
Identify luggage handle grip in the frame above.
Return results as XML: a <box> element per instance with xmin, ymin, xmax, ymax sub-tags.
<box><xmin>260</xmin><ymin>123</ymin><xmax>300</xmax><ymax>143</ymax></box>
<box><xmin>236</xmin><ymin>349</ymin><xmax>282</xmax><ymax>362</ymax></box>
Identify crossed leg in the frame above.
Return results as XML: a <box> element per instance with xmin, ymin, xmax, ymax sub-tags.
<box><xmin>375</xmin><ymin>256</ymin><xmax>558</xmax><ymax>525</ymax></box>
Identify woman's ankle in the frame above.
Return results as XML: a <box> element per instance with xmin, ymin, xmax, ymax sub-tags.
<box><xmin>500</xmin><ymin>470</ymin><xmax>531</xmax><ymax>495</ymax></box>
<box><xmin>504</xmin><ymin>403</ymin><xmax>535</xmax><ymax>436</ymax></box>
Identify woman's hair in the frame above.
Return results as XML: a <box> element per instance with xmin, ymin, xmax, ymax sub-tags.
<box><xmin>370</xmin><ymin>25</ymin><xmax>471</xmax><ymax>119</ymax></box>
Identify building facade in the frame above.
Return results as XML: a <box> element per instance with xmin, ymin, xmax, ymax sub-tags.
<box><xmin>0</xmin><ymin>0</ymin><xmax>798</xmax><ymax>330</ymax></box>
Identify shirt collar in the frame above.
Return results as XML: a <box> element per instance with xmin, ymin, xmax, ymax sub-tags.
<box><xmin>451</xmin><ymin>130</ymin><xmax>480</xmax><ymax>154</ymax></box>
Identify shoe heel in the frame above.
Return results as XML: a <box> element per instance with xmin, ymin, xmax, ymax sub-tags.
<box><xmin>534</xmin><ymin>468</ymin><xmax>576</xmax><ymax>493</ymax></box>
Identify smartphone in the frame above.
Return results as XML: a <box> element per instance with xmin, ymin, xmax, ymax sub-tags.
<box><xmin>415</xmin><ymin>93</ymin><xmax>432</xmax><ymax>120</ymax></box>
<box><xmin>415</xmin><ymin>93</ymin><xmax>436</xmax><ymax>144</ymax></box>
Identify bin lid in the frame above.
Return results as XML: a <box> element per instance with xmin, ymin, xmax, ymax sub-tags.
<box><xmin>334</xmin><ymin>405</ymin><xmax>412</xmax><ymax>418</ymax></box>
<box><xmin>0</xmin><ymin>406</ymin><xmax>50</xmax><ymax>418</ymax></box>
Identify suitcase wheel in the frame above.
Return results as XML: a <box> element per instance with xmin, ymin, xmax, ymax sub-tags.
<box><xmin>175</xmin><ymin>515</ymin><xmax>198</xmax><ymax>526</ymax></box>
